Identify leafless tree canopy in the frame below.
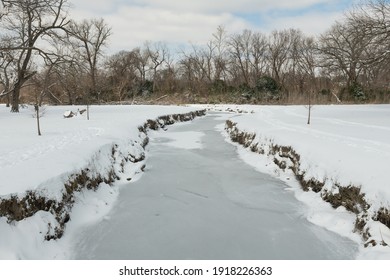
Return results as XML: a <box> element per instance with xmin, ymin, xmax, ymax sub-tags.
<box><xmin>1</xmin><ymin>0</ymin><xmax>389</xmax><ymax>108</ymax></box>
<box><xmin>0</xmin><ymin>0</ymin><xmax>70</xmax><ymax>112</ymax></box>
<box><xmin>67</xmin><ymin>18</ymin><xmax>111</xmax><ymax>101</ymax></box>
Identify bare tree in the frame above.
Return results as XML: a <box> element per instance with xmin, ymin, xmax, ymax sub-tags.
<box><xmin>212</xmin><ymin>25</ymin><xmax>229</xmax><ymax>82</ymax></box>
<box><xmin>201</xmin><ymin>41</ymin><xmax>215</xmax><ymax>84</ymax></box>
<box><xmin>133</xmin><ymin>47</ymin><xmax>150</xmax><ymax>89</ymax></box>
<box><xmin>146</xmin><ymin>42</ymin><xmax>168</xmax><ymax>93</ymax></box>
<box><xmin>32</xmin><ymin>104</ymin><xmax>44</xmax><ymax>136</ymax></box>
<box><xmin>319</xmin><ymin>16</ymin><xmax>378</xmax><ymax>101</ymax></box>
<box><xmin>0</xmin><ymin>46</ymin><xmax>15</xmax><ymax>107</ymax></box>
<box><xmin>0</xmin><ymin>0</ymin><xmax>70</xmax><ymax>112</ymax></box>
<box><xmin>296</xmin><ymin>36</ymin><xmax>319</xmax><ymax>122</ymax></box>
<box><xmin>228</xmin><ymin>30</ymin><xmax>253</xmax><ymax>86</ymax></box>
<box><xmin>250</xmin><ymin>31</ymin><xmax>268</xmax><ymax>81</ymax></box>
<box><xmin>67</xmin><ymin>18</ymin><xmax>111</xmax><ymax>118</ymax></box>
<box><xmin>106</xmin><ymin>50</ymin><xmax>139</xmax><ymax>101</ymax></box>
<box><xmin>346</xmin><ymin>0</ymin><xmax>390</xmax><ymax>92</ymax></box>
<box><xmin>178</xmin><ymin>54</ymin><xmax>196</xmax><ymax>93</ymax></box>
<box><xmin>289</xmin><ymin>34</ymin><xmax>320</xmax><ymax>104</ymax></box>
<box><xmin>306</xmin><ymin>90</ymin><xmax>313</xmax><ymax>125</ymax></box>
<box><xmin>296</xmin><ymin>36</ymin><xmax>318</xmax><ymax>82</ymax></box>
<box><xmin>268</xmin><ymin>29</ymin><xmax>292</xmax><ymax>87</ymax></box>
<box><xmin>284</xmin><ymin>29</ymin><xmax>305</xmax><ymax>97</ymax></box>
<box><xmin>160</xmin><ymin>48</ymin><xmax>177</xmax><ymax>94</ymax></box>
<box><xmin>35</xmin><ymin>59</ymin><xmax>65</xmax><ymax>106</ymax></box>
<box><xmin>179</xmin><ymin>45</ymin><xmax>210</xmax><ymax>96</ymax></box>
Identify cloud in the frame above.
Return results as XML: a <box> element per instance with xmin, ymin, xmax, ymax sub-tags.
<box><xmin>259</xmin><ymin>10</ymin><xmax>345</xmax><ymax>36</ymax></box>
<box><xmin>258</xmin><ymin>0</ymin><xmax>361</xmax><ymax>35</ymax></box>
<box><xmin>130</xmin><ymin>0</ymin><xmax>332</xmax><ymax>13</ymax></box>
<box><xmin>68</xmin><ymin>0</ymin><xmax>356</xmax><ymax>54</ymax></box>
<box><xmin>70</xmin><ymin>3</ymin><xmax>252</xmax><ymax>53</ymax></box>
<box><xmin>69</xmin><ymin>0</ymin><xmax>121</xmax><ymax>14</ymax></box>
<box><xmin>110</xmin><ymin>7</ymin><xmax>250</xmax><ymax>50</ymax></box>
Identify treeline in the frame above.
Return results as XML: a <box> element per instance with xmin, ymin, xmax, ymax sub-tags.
<box><xmin>1</xmin><ymin>0</ymin><xmax>389</xmax><ymax>110</ymax></box>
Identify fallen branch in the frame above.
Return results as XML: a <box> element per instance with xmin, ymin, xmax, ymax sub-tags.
<box><xmin>147</xmin><ymin>94</ymin><xmax>168</xmax><ymax>104</ymax></box>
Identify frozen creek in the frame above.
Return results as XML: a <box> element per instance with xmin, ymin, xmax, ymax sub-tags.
<box><xmin>73</xmin><ymin>114</ymin><xmax>358</xmax><ymax>259</ymax></box>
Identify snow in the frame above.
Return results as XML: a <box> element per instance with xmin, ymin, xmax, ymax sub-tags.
<box><xmin>152</xmin><ymin>130</ymin><xmax>205</xmax><ymax>150</ymax></box>
<box><xmin>0</xmin><ymin>104</ymin><xmax>198</xmax><ymax>196</ymax></box>
<box><xmin>0</xmin><ymin>104</ymin><xmax>202</xmax><ymax>259</ymax></box>
<box><xmin>204</xmin><ymin>104</ymin><xmax>390</xmax><ymax>259</ymax></box>
<box><xmin>1</xmin><ymin>103</ymin><xmax>390</xmax><ymax>260</ymax></box>
<box><xmin>72</xmin><ymin>114</ymin><xmax>357</xmax><ymax>260</ymax></box>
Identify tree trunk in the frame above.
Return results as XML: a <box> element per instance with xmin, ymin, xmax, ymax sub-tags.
<box><xmin>6</xmin><ymin>93</ymin><xmax>10</xmax><ymax>107</ymax></box>
<box><xmin>35</xmin><ymin>105</ymin><xmax>42</xmax><ymax>136</ymax></box>
<box><xmin>153</xmin><ymin>69</ymin><xmax>158</xmax><ymax>93</ymax></box>
<box><xmin>11</xmin><ymin>83</ymin><xmax>22</xmax><ymax>112</ymax></box>
<box><xmin>307</xmin><ymin>91</ymin><xmax>312</xmax><ymax>125</ymax></box>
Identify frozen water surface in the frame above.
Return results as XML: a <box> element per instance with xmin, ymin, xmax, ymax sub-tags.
<box><xmin>73</xmin><ymin>114</ymin><xmax>358</xmax><ymax>259</ymax></box>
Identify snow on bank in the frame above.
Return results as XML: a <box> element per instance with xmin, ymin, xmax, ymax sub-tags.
<box><xmin>207</xmin><ymin>104</ymin><xmax>390</xmax><ymax>259</ymax></box>
<box><xmin>0</xmin><ymin>104</ymin><xmax>202</xmax><ymax>259</ymax></box>
<box><xmin>0</xmin><ymin>105</ymin><xmax>200</xmax><ymax>196</ymax></box>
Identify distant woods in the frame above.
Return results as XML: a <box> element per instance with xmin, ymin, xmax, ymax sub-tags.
<box><xmin>1</xmin><ymin>0</ymin><xmax>389</xmax><ymax>110</ymax></box>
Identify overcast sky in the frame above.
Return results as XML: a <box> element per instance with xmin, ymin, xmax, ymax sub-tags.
<box><xmin>69</xmin><ymin>0</ymin><xmax>359</xmax><ymax>54</ymax></box>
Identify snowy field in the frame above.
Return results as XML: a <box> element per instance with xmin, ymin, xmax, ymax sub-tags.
<box><xmin>0</xmin><ymin>104</ymin><xmax>201</xmax><ymax>259</ymax></box>
<box><xmin>1</xmin><ymin>103</ymin><xmax>389</xmax><ymax>260</ymax></box>
<box><xmin>0</xmin><ymin>105</ymin><xmax>200</xmax><ymax>196</ymax></box>
<box><xmin>202</xmin><ymin>104</ymin><xmax>390</xmax><ymax>259</ymax></box>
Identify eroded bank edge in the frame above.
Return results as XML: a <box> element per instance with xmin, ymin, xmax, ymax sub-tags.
<box><xmin>225</xmin><ymin>119</ymin><xmax>390</xmax><ymax>248</ymax></box>
<box><xmin>0</xmin><ymin>109</ymin><xmax>206</xmax><ymax>240</ymax></box>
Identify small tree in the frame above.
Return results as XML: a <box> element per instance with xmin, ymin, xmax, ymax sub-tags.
<box><xmin>306</xmin><ymin>90</ymin><xmax>313</xmax><ymax>125</ymax></box>
<box><xmin>33</xmin><ymin>104</ymin><xmax>42</xmax><ymax>136</ymax></box>
<box><xmin>32</xmin><ymin>96</ymin><xmax>46</xmax><ymax>136</ymax></box>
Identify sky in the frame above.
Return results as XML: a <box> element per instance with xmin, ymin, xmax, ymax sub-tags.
<box><xmin>69</xmin><ymin>0</ymin><xmax>360</xmax><ymax>54</ymax></box>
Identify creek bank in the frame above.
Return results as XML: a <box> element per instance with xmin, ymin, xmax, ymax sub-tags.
<box><xmin>0</xmin><ymin>110</ymin><xmax>205</xmax><ymax>240</ymax></box>
<box><xmin>225</xmin><ymin>119</ymin><xmax>390</xmax><ymax>248</ymax></box>
<box><xmin>73</xmin><ymin>113</ymin><xmax>357</xmax><ymax>260</ymax></box>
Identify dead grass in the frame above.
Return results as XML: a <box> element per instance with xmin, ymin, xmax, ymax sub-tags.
<box><xmin>374</xmin><ymin>207</ymin><xmax>390</xmax><ymax>229</ymax></box>
<box><xmin>295</xmin><ymin>174</ymin><xmax>324</xmax><ymax>193</ymax></box>
<box><xmin>224</xmin><ymin>119</ymin><xmax>390</xmax><ymax>244</ymax></box>
<box><xmin>322</xmin><ymin>185</ymin><xmax>369</xmax><ymax>214</ymax></box>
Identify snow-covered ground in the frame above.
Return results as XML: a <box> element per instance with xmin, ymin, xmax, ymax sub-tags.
<box><xmin>1</xmin><ymin>103</ymin><xmax>389</xmax><ymax>260</ymax></box>
<box><xmin>201</xmin><ymin>104</ymin><xmax>390</xmax><ymax>259</ymax></box>
<box><xmin>0</xmin><ymin>105</ymin><xmax>200</xmax><ymax>196</ymax></box>
<box><xmin>0</xmin><ymin>104</ymin><xmax>202</xmax><ymax>259</ymax></box>
<box><xmin>72</xmin><ymin>114</ymin><xmax>357</xmax><ymax>260</ymax></box>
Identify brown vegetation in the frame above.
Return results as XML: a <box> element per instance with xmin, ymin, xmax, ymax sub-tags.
<box><xmin>1</xmin><ymin>1</ymin><xmax>390</xmax><ymax>109</ymax></box>
<box><xmin>225</xmin><ymin>119</ymin><xmax>390</xmax><ymax>245</ymax></box>
<box><xmin>0</xmin><ymin>109</ymin><xmax>205</xmax><ymax>240</ymax></box>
